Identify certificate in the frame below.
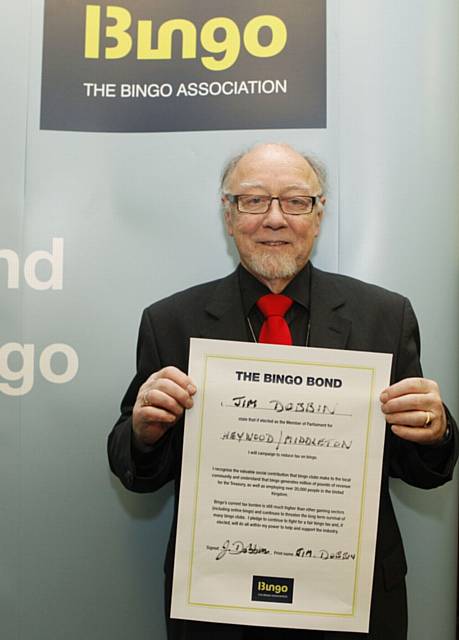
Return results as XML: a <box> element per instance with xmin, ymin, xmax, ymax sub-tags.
<box><xmin>171</xmin><ymin>338</ymin><xmax>392</xmax><ymax>633</ymax></box>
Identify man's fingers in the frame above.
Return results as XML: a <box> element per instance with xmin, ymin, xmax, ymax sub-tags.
<box><xmin>379</xmin><ymin>376</ymin><xmax>447</xmax><ymax>444</ymax></box>
<box><xmin>132</xmin><ymin>409</ymin><xmax>176</xmax><ymax>449</ymax></box>
<box><xmin>132</xmin><ymin>366</ymin><xmax>197</xmax><ymax>447</ymax></box>
<box><xmin>384</xmin><ymin>410</ymin><xmax>435</xmax><ymax>428</ymax></box>
<box><xmin>390</xmin><ymin>425</ymin><xmax>439</xmax><ymax>444</ymax></box>
<box><xmin>141</xmin><ymin>379</ymin><xmax>194</xmax><ymax>411</ymax></box>
<box><xmin>149</xmin><ymin>366</ymin><xmax>196</xmax><ymax>395</ymax></box>
<box><xmin>140</xmin><ymin>405</ymin><xmax>180</xmax><ymax>425</ymax></box>
<box><xmin>381</xmin><ymin>392</ymin><xmax>438</xmax><ymax>415</ymax></box>
<box><xmin>380</xmin><ymin>377</ymin><xmax>438</xmax><ymax>403</ymax></box>
<box><xmin>143</xmin><ymin>387</ymin><xmax>189</xmax><ymax>416</ymax></box>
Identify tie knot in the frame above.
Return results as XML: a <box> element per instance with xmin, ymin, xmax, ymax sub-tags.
<box><xmin>257</xmin><ymin>294</ymin><xmax>293</xmax><ymax>319</ymax></box>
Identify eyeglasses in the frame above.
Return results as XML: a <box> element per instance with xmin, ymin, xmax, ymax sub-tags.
<box><xmin>226</xmin><ymin>194</ymin><xmax>321</xmax><ymax>215</ymax></box>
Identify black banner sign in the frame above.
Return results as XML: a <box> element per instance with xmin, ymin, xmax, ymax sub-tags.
<box><xmin>40</xmin><ymin>0</ymin><xmax>326</xmax><ymax>132</ymax></box>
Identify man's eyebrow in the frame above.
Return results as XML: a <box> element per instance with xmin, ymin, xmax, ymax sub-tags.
<box><xmin>238</xmin><ymin>181</ymin><xmax>267</xmax><ymax>190</ymax></box>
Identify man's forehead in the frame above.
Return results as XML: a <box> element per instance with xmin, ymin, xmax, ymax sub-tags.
<box><xmin>228</xmin><ymin>144</ymin><xmax>319</xmax><ymax>189</ymax></box>
<box><xmin>238</xmin><ymin>179</ymin><xmax>311</xmax><ymax>188</ymax></box>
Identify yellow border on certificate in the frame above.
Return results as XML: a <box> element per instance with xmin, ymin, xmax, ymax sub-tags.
<box><xmin>187</xmin><ymin>352</ymin><xmax>377</xmax><ymax>619</ymax></box>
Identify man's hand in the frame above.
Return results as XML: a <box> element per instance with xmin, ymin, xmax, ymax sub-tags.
<box><xmin>380</xmin><ymin>377</ymin><xmax>447</xmax><ymax>445</ymax></box>
<box><xmin>132</xmin><ymin>366</ymin><xmax>196</xmax><ymax>449</ymax></box>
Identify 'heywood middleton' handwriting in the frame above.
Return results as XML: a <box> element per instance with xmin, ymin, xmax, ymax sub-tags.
<box><xmin>221</xmin><ymin>430</ymin><xmax>352</xmax><ymax>451</ymax></box>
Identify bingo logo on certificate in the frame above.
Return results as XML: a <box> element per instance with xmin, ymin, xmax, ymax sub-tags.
<box><xmin>251</xmin><ymin>576</ymin><xmax>294</xmax><ymax>604</ymax></box>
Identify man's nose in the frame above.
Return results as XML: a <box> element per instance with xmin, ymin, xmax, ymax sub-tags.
<box><xmin>262</xmin><ymin>198</ymin><xmax>288</xmax><ymax>228</ymax></box>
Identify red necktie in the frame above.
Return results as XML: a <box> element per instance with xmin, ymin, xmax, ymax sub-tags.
<box><xmin>257</xmin><ymin>294</ymin><xmax>293</xmax><ymax>345</ymax></box>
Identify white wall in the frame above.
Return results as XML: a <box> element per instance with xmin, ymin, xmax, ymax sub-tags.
<box><xmin>338</xmin><ymin>2</ymin><xmax>459</xmax><ymax>638</ymax></box>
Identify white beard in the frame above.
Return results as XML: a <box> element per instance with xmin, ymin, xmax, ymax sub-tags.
<box><xmin>244</xmin><ymin>251</ymin><xmax>299</xmax><ymax>281</ymax></box>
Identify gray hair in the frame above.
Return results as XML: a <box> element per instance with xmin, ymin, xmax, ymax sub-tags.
<box><xmin>220</xmin><ymin>144</ymin><xmax>328</xmax><ymax>197</ymax></box>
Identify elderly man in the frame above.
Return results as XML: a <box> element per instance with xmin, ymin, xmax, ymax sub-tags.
<box><xmin>108</xmin><ymin>143</ymin><xmax>457</xmax><ymax>640</ymax></box>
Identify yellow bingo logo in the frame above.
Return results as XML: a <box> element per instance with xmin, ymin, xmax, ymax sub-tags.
<box><xmin>84</xmin><ymin>5</ymin><xmax>288</xmax><ymax>71</ymax></box>
<box><xmin>258</xmin><ymin>581</ymin><xmax>288</xmax><ymax>595</ymax></box>
<box><xmin>252</xmin><ymin>575</ymin><xmax>294</xmax><ymax>603</ymax></box>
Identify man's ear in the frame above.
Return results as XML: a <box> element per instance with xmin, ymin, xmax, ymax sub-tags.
<box><xmin>317</xmin><ymin>196</ymin><xmax>326</xmax><ymax>220</ymax></box>
<box><xmin>314</xmin><ymin>197</ymin><xmax>325</xmax><ymax>236</ymax></box>
<box><xmin>222</xmin><ymin>197</ymin><xmax>234</xmax><ymax>236</ymax></box>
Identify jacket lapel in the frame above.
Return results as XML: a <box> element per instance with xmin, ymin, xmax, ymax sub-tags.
<box><xmin>198</xmin><ymin>265</ymin><xmax>352</xmax><ymax>350</ymax></box>
<box><xmin>308</xmin><ymin>266</ymin><xmax>352</xmax><ymax>350</ymax></box>
<box><xmin>200</xmin><ymin>270</ymin><xmax>249</xmax><ymax>342</ymax></box>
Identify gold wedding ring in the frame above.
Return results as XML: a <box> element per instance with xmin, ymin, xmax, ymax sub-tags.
<box><xmin>424</xmin><ymin>411</ymin><xmax>432</xmax><ymax>426</ymax></box>
<box><xmin>142</xmin><ymin>391</ymin><xmax>150</xmax><ymax>407</ymax></box>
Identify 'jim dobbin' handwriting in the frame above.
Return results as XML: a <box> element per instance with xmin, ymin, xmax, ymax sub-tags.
<box><xmin>223</xmin><ymin>396</ymin><xmax>342</xmax><ymax>415</ymax></box>
<box><xmin>296</xmin><ymin>548</ymin><xmax>356</xmax><ymax>560</ymax></box>
<box><xmin>221</xmin><ymin>429</ymin><xmax>352</xmax><ymax>451</ymax></box>
<box><xmin>215</xmin><ymin>539</ymin><xmax>271</xmax><ymax>560</ymax></box>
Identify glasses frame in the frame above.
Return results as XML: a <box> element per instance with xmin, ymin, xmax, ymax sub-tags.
<box><xmin>226</xmin><ymin>193</ymin><xmax>321</xmax><ymax>216</ymax></box>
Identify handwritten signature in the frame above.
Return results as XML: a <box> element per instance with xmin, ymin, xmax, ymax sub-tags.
<box><xmin>215</xmin><ymin>540</ymin><xmax>271</xmax><ymax>561</ymax></box>
<box><xmin>296</xmin><ymin>548</ymin><xmax>356</xmax><ymax>560</ymax></box>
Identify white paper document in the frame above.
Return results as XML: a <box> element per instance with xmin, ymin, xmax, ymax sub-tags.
<box><xmin>171</xmin><ymin>338</ymin><xmax>392</xmax><ymax>632</ymax></box>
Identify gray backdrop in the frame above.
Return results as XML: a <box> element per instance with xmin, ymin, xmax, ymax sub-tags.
<box><xmin>1</xmin><ymin>1</ymin><xmax>457</xmax><ymax>639</ymax></box>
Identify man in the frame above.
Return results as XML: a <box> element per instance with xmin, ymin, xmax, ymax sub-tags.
<box><xmin>108</xmin><ymin>143</ymin><xmax>457</xmax><ymax>640</ymax></box>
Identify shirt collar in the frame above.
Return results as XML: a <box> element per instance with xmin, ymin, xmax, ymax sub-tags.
<box><xmin>238</xmin><ymin>262</ymin><xmax>311</xmax><ymax>316</ymax></box>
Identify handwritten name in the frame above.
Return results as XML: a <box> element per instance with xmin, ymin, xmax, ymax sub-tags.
<box><xmin>215</xmin><ymin>539</ymin><xmax>270</xmax><ymax>560</ymax></box>
<box><xmin>224</xmin><ymin>396</ymin><xmax>337</xmax><ymax>415</ymax></box>
<box><xmin>221</xmin><ymin>429</ymin><xmax>352</xmax><ymax>451</ymax></box>
<box><xmin>295</xmin><ymin>548</ymin><xmax>356</xmax><ymax>560</ymax></box>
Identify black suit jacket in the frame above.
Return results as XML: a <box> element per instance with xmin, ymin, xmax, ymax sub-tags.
<box><xmin>108</xmin><ymin>266</ymin><xmax>458</xmax><ymax>640</ymax></box>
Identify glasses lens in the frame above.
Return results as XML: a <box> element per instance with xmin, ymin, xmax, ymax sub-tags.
<box><xmin>281</xmin><ymin>196</ymin><xmax>314</xmax><ymax>214</ymax></box>
<box><xmin>237</xmin><ymin>195</ymin><xmax>271</xmax><ymax>213</ymax></box>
